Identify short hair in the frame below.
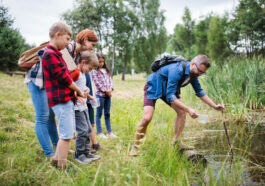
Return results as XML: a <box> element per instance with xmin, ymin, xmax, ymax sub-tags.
<box><xmin>192</xmin><ymin>55</ymin><xmax>211</xmax><ymax>68</ymax></box>
<box><xmin>76</xmin><ymin>29</ymin><xmax>98</xmax><ymax>45</ymax></box>
<box><xmin>77</xmin><ymin>51</ymin><xmax>98</xmax><ymax>68</ymax></box>
<box><xmin>49</xmin><ymin>21</ymin><xmax>72</xmax><ymax>38</ymax></box>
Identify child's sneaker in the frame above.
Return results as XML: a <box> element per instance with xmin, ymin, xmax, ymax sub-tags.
<box><xmin>92</xmin><ymin>143</ymin><xmax>103</xmax><ymax>151</ymax></box>
<box><xmin>97</xmin><ymin>133</ymin><xmax>107</xmax><ymax>139</ymax></box>
<box><xmin>107</xmin><ymin>133</ymin><xmax>118</xmax><ymax>138</ymax></box>
<box><xmin>86</xmin><ymin>152</ymin><xmax>101</xmax><ymax>161</ymax></box>
<box><xmin>74</xmin><ymin>154</ymin><xmax>92</xmax><ymax>164</ymax></box>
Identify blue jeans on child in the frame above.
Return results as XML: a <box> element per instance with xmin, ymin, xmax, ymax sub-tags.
<box><xmin>96</xmin><ymin>95</ymin><xmax>112</xmax><ymax>133</ymax></box>
<box><xmin>27</xmin><ymin>81</ymin><xmax>59</xmax><ymax>157</ymax></box>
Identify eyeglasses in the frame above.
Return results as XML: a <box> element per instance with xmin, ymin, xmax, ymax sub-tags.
<box><xmin>194</xmin><ymin>63</ymin><xmax>206</xmax><ymax>75</ymax></box>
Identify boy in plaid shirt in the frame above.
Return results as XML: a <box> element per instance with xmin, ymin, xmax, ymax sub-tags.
<box><xmin>42</xmin><ymin>22</ymin><xmax>84</xmax><ymax>169</ymax></box>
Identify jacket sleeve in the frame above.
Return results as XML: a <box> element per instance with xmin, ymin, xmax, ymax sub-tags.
<box><xmin>166</xmin><ymin>67</ymin><xmax>182</xmax><ymax>103</ymax></box>
<box><xmin>190</xmin><ymin>78</ymin><xmax>206</xmax><ymax>97</ymax></box>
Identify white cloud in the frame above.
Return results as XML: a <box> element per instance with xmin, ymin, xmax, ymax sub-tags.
<box><xmin>160</xmin><ymin>0</ymin><xmax>238</xmax><ymax>34</ymax></box>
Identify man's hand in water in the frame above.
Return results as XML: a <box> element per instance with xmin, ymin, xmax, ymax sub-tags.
<box><xmin>188</xmin><ymin>108</ymin><xmax>199</xmax><ymax>118</ymax></box>
<box><xmin>214</xmin><ymin>104</ymin><xmax>225</xmax><ymax>112</ymax></box>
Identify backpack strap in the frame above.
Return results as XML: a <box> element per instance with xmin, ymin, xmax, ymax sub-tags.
<box><xmin>179</xmin><ymin>61</ymin><xmax>186</xmax><ymax>87</ymax></box>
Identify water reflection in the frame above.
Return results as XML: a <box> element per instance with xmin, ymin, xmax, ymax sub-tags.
<box><xmin>194</xmin><ymin>122</ymin><xmax>265</xmax><ymax>185</ymax></box>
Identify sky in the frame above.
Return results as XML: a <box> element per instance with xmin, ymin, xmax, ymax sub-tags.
<box><xmin>2</xmin><ymin>0</ymin><xmax>237</xmax><ymax>45</ymax></box>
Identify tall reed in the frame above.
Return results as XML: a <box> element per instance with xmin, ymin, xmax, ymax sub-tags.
<box><xmin>203</xmin><ymin>56</ymin><xmax>265</xmax><ymax>121</ymax></box>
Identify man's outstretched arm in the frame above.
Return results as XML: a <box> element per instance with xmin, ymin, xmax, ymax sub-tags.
<box><xmin>200</xmin><ymin>95</ymin><xmax>225</xmax><ymax>112</ymax></box>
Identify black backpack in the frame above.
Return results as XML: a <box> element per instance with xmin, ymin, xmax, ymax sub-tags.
<box><xmin>152</xmin><ymin>55</ymin><xmax>189</xmax><ymax>87</ymax></box>
<box><xmin>151</xmin><ymin>55</ymin><xmax>187</xmax><ymax>72</ymax></box>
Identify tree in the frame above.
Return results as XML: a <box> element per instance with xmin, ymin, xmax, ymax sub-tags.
<box><xmin>171</xmin><ymin>7</ymin><xmax>195</xmax><ymax>59</ymax></box>
<box><xmin>207</xmin><ymin>16</ymin><xmax>230</xmax><ymax>65</ymax></box>
<box><xmin>133</xmin><ymin>0</ymin><xmax>167</xmax><ymax>74</ymax></box>
<box><xmin>0</xmin><ymin>4</ymin><xmax>30</xmax><ymax>71</ymax></box>
<box><xmin>230</xmin><ymin>0</ymin><xmax>265</xmax><ymax>56</ymax></box>
<box><xmin>194</xmin><ymin>14</ymin><xmax>212</xmax><ymax>54</ymax></box>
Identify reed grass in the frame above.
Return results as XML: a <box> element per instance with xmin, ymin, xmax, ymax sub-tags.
<box><xmin>202</xmin><ymin>56</ymin><xmax>265</xmax><ymax>121</ymax></box>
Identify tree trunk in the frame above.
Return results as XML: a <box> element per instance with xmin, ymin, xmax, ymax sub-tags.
<box><xmin>111</xmin><ymin>43</ymin><xmax>115</xmax><ymax>77</ymax></box>
<box><xmin>122</xmin><ymin>57</ymin><xmax>127</xmax><ymax>81</ymax></box>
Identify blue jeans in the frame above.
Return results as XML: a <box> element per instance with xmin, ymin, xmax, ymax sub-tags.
<box><xmin>96</xmin><ymin>95</ymin><xmax>112</xmax><ymax>133</ymax></box>
<box><xmin>52</xmin><ymin>100</ymin><xmax>75</xmax><ymax>139</ymax></box>
<box><xmin>27</xmin><ymin>81</ymin><xmax>59</xmax><ymax>157</ymax></box>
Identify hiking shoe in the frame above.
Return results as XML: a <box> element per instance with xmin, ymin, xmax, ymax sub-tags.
<box><xmin>129</xmin><ymin>145</ymin><xmax>138</xmax><ymax>157</ymax></box>
<box><xmin>174</xmin><ymin>140</ymin><xmax>195</xmax><ymax>150</ymax></box>
<box><xmin>86</xmin><ymin>152</ymin><xmax>101</xmax><ymax>161</ymax></box>
<box><xmin>107</xmin><ymin>133</ymin><xmax>118</xmax><ymax>138</ymax></box>
<box><xmin>92</xmin><ymin>143</ymin><xmax>103</xmax><ymax>151</ymax></box>
<box><xmin>97</xmin><ymin>133</ymin><xmax>107</xmax><ymax>139</ymax></box>
<box><xmin>74</xmin><ymin>154</ymin><xmax>93</xmax><ymax>164</ymax></box>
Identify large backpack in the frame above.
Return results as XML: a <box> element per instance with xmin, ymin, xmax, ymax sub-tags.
<box><xmin>151</xmin><ymin>55</ymin><xmax>186</xmax><ymax>72</ymax></box>
<box><xmin>18</xmin><ymin>42</ymin><xmax>77</xmax><ymax>72</ymax></box>
<box><xmin>18</xmin><ymin>42</ymin><xmax>49</xmax><ymax>70</ymax></box>
<box><xmin>152</xmin><ymin>55</ymin><xmax>189</xmax><ymax>87</ymax></box>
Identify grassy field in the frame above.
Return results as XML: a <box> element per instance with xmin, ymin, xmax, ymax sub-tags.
<box><xmin>0</xmin><ymin>72</ymin><xmax>262</xmax><ymax>185</ymax></box>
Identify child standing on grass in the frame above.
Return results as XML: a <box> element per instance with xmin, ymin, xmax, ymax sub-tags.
<box><xmin>42</xmin><ymin>22</ymin><xmax>84</xmax><ymax>169</ymax></box>
<box><xmin>73</xmin><ymin>51</ymin><xmax>101</xmax><ymax>164</ymax></box>
<box><xmin>92</xmin><ymin>53</ymin><xmax>117</xmax><ymax>138</ymax></box>
<box><xmin>85</xmin><ymin>72</ymin><xmax>103</xmax><ymax>151</ymax></box>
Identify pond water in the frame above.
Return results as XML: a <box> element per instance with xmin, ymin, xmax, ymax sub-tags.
<box><xmin>194</xmin><ymin>122</ymin><xmax>265</xmax><ymax>185</ymax></box>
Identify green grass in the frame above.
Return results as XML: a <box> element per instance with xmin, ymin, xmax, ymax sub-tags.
<box><xmin>0</xmin><ymin>72</ymin><xmax>263</xmax><ymax>185</ymax></box>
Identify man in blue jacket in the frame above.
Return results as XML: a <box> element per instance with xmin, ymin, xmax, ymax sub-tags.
<box><xmin>130</xmin><ymin>55</ymin><xmax>225</xmax><ymax>156</ymax></box>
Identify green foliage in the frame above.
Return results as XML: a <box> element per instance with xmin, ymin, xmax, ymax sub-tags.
<box><xmin>194</xmin><ymin>14</ymin><xmax>212</xmax><ymax>54</ymax></box>
<box><xmin>207</xmin><ymin>16</ymin><xmax>231</xmax><ymax>65</ymax></box>
<box><xmin>171</xmin><ymin>7</ymin><xmax>196</xmax><ymax>59</ymax></box>
<box><xmin>0</xmin><ymin>4</ymin><xmax>31</xmax><ymax>71</ymax></box>
<box><xmin>230</xmin><ymin>0</ymin><xmax>265</xmax><ymax>56</ymax></box>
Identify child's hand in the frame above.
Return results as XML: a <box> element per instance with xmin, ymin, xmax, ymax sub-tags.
<box><xmin>84</xmin><ymin>87</ymin><xmax>90</xmax><ymax>94</ymax></box>
<box><xmin>77</xmin><ymin>90</ymin><xmax>85</xmax><ymax>98</ymax></box>
<box><xmin>106</xmin><ymin>89</ymin><xmax>112</xmax><ymax>97</ymax></box>
<box><xmin>77</xmin><ymin>96</ymin><xmax>86</xmax><ymax>105</ymax></box>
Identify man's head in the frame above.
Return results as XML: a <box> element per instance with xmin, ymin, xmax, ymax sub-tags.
<box><xmin>189</xmin><ymin>55</ymin><xmax>210</xmax><ymax>79</ymax></box>
<box><xmin>76</xmin><ymin>29</ymin><xmax>98</xmax><ymax>51</ymax></box>
<box><xmin>49</xmin><ymin>21</ymin><xmax>72</xmax><ymax>50</ymax></box>
<box><xmin>77</xmin><ymin>51</ymin><xmax>99</xmax><ymax>73</ymax></box>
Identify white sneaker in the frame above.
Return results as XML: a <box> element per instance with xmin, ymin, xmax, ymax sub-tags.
<box><xmin>97</xmin><ymin>133</ymin><xmax>107</xmax><ymax>139</ymax></box>
<box><xmin>107</xmin><ymin>133</ymin><xmax>118</xmax><ymax>138</ymax></box>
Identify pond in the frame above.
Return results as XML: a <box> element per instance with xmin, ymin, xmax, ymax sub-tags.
<box><xmin>194</xmin><ymin>121</ymin><xmax>265</xmax><ymax>185</ymax></box>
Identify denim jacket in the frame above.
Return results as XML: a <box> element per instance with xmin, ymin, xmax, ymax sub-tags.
<box><xmin>146</xmin><ymin>61</ymin><xmax>206</xmax><ymax>103</ymax></box>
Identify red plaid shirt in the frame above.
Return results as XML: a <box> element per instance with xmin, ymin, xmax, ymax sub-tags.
<box><xmin>42</xmin><ymin>45</ymin><xmax>74</xmax><ymax>107</ymax></box>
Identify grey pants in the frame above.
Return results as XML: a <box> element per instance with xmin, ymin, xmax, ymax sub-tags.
<box><xmin>75</xmin><ymin>109</ymin><xmax>92</xmax><ymax>157</ymax></box>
